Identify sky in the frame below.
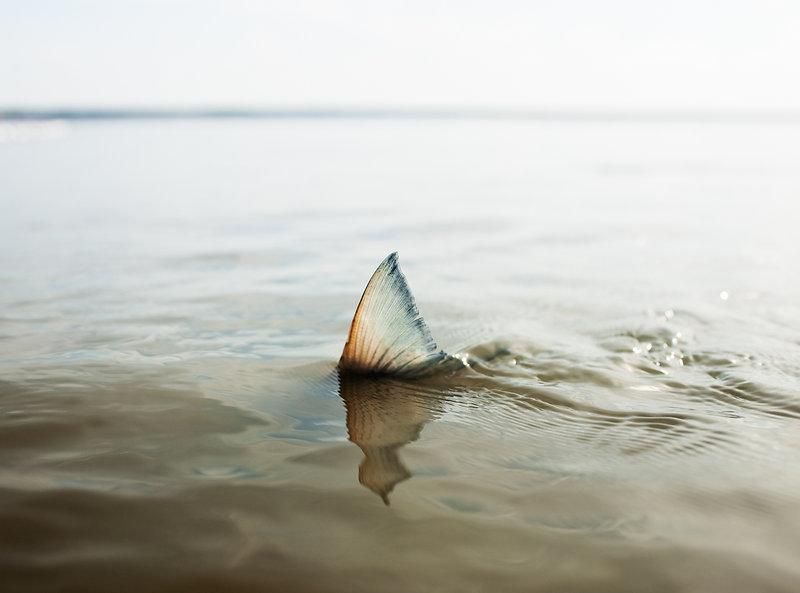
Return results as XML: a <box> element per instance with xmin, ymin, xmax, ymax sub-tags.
<box><xmin>2</xmin><ymin>0</ymin><xmax>800</xmax><ymax>110</ymax></box>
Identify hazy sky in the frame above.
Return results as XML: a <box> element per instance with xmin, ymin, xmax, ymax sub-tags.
<box><xmin>3</xmin><ymin>0</ymin><xmax>800</xmax><ymax>109</ymax></box>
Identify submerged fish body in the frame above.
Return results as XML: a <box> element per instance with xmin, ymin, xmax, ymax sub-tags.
<box><xmin>339</xmin><ymin>252</ymin><xmax>464</xmax><ymax>378</ymax></box>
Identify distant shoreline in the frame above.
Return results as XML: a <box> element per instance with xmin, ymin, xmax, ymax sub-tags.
<box><xmin>3</xmin><ymin>107</ymin><xmax>800</xmax><ymax>123</ymax></box>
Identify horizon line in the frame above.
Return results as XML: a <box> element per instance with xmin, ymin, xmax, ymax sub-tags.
<box><xmin>3</xmin><ymin>106</ymin><xmax>800</xmax><ymax>123</ymax></box>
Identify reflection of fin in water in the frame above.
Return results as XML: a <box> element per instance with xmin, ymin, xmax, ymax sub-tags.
<box><xmin>340</xmin><ymin>252</ymin><xmax>461</xmax><ymax>378</ymax></box>
<box><xmin>357</xmin><ymin>445</ymin><xmax>411</xmax><ymax>506</ymax></box>
<box><xmin>339</xmin><ymin>374</ymin><xmax>441</xmax><ymax>504</ymax></box>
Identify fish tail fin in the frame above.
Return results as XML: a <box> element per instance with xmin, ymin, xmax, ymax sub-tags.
<box><xmin>339</xmin><ymin>252</ymin><xmax>450</xmax><ymax>378</ymax></box>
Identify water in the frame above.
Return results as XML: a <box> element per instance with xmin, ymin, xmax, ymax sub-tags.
<box><xmin>1</xmin><ymin>118</ymin><xmax>799</xmax><ymax>592</ymax></box>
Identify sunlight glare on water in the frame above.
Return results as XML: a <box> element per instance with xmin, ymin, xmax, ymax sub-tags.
<box><xmin>1</xmin><ymin>119</ymin><xmax>799</xmax><ymax>593</ymax></box>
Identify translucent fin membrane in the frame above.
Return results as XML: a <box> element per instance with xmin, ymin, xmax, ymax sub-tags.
<box><xmin>340</xmin><ymin>253</ymin><xmax>450</xmax><ymax>378</ymax></box>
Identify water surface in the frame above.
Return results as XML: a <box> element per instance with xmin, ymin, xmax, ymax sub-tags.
<box><xmin>1</xmin><ymin>118</ymin><xmax>799</xmax><ymax>592</ymax></box>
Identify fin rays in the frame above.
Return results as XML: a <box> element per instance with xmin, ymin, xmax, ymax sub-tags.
<box><xmin>340</xmin><ymin>253</ymin><xmax>448</xmax><ymax>377</ymax></box>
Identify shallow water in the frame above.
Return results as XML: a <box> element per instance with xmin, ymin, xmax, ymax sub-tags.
<box><xmin>1</xmin><ymin>118</ymin><xmax>800</xmax><ymax>592</ymax></box>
